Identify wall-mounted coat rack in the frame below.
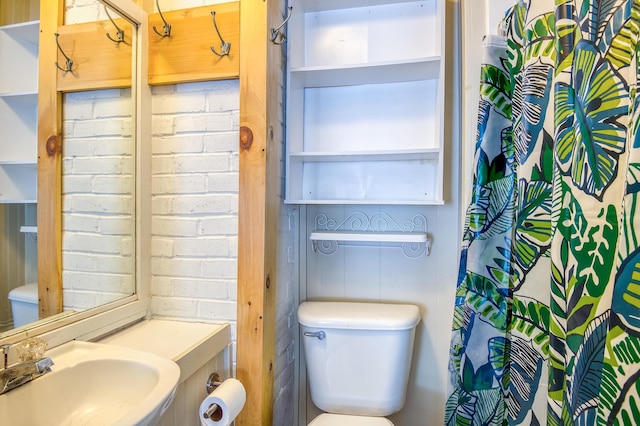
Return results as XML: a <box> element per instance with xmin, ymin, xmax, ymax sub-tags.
<box><xmin>55</xmin><ymin>18</ymin><xmax>132</xmax><ymax>92</ymax></box>
<box><xmin>311</xmin><ymin>212</ymin><xmax>431</xmax><ymax>258</ymax></box>
<box><xmin>148</xmin><ymin>1</ymin><xmax>239</xmax><ymax>85</ymax></box>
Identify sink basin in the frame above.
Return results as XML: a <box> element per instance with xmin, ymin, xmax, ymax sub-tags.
<box><xmin>0</xmin><ymin>340</ymin><xmax>180</xmax><ymax>425</ymax></box>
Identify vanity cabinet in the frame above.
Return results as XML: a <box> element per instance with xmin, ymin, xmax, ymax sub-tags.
<box><xmin>285</xmin><ymin>0</ymin><xmax>445</xmax><ymax>205</ymax></box>
<box><xmin>0</xmin><ymin>19</ymin><xmax>39</xmax><ymax>203</ymax></box>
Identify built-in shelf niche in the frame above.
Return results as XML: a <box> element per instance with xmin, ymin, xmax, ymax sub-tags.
<box><xmin>285</xmin><ymin>0</ymin><xmax>445</xmax><ymax>205</ymax></box>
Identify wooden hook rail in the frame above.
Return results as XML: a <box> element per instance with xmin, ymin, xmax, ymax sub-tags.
<box><xmin>149</xmin><ymin>2</ymin><xmax>239</xmax><ymax>85</ymax></box>
<box><xmin>55</xmin><ymin>16</ymin><xmax>133</xmax><ymax>92</ymax></box>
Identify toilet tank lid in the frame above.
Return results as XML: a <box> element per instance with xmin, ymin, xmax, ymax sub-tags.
<box><xmin>8</xmin><ymin>283</ymin><xmax>38</xmax><ymax>303</ymax></box>
<box><xmin>298</xmin><ymin>301</ymin><xmax>420</xmax><ymax>331</ymax></box>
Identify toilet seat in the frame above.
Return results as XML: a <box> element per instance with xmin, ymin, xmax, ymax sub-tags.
<box><xmin>309</xmin><ymin>413</ymin><xmax>394</xmax><ymax>426</ymax></box>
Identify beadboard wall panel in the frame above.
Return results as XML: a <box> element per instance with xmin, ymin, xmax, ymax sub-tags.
<box><xmin>156</xmin><ymin>350</ymin><xmax>229</xmax><ymax>426</ymax></box>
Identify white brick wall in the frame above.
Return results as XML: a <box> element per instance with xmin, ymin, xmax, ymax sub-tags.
<box><xmin>62</xmin><ymin>89</ymin><xmax>135</xmax><ymax>312</ymax></box>
<box><xmin>64</xmin><ymin>0</ymin><xmax>116</xmax><ymax>25</ymax></box>
<box><xmin>149</xmin><ymin>80</ymin><xmax>240</xmax><ymax>366</ymax></box>
<box><xmin>273</xmin><ymin>0</ymin><xmax>299</xmax><ymax>422</ymax></box>
<box><xmin>61</xmin><ymin>2</ymin><xmax>136</xmax><ymax>320</ymax></box>
<box><xmin>274</xmin><ymin>206</ymin><xmax>298</xmax><ymax>426</ymax></box>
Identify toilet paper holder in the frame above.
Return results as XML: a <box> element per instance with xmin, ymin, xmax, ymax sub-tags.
<box><xmin>204</xmin><ymin>372</ymin><xmax>224</xmax><ymax>421</ymax></box>
<box><xmin>206</xmin><ymin>372</ymin><xmax>223</xmax><ymax>394</ymax></box>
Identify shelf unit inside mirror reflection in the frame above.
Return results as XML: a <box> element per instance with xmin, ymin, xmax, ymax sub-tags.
<box><xmin>0</xmin><ymin>19</ymin><xmax>39</xmax><ymax>204</ymax></box>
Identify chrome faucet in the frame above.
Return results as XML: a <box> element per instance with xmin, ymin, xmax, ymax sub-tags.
<box><xmin>1</xmin><ymin>339</ymin><xmax>54</xmax><ymax>395</ymax></box>
<box><xmin>0</xmin><ymin>357</ymin><xmax>54</xmax><ymax>395</ymax></box>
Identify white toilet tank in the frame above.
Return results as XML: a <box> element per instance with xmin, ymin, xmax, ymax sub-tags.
<box><xmin>298</xmin><ymin>301</ymin><xmax>420</xmax><ymax>417</ymax></box>
<box><xmin>8</xmin><ymin>283</ymin><xmax>39</xmax><ymax>328</ymax></box>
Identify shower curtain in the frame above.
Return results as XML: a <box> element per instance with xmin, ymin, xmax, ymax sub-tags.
<box><xmin>446</xmin><ymin>0</ymin><xmax>640</xmax><ymax>424</ymax></box>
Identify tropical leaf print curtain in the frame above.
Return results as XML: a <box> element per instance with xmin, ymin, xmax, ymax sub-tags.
<box><xmin>446</xmin><ymin>0</ymin><xmax>640</xmax><ymax>424</ymax></box>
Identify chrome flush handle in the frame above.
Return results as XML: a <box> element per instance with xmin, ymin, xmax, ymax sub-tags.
<box><xmin>304</xmin><ymin>331</ymin><xmax>326</xmax><ymax>340</ymax></box>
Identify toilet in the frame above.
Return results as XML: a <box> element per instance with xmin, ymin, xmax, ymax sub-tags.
<box><xmin>298</xmin><ymin>301</ymin><xmax>421</xmax><ymax>426</ymax></box>
<box><xmin>8</xmin><ymin>283</ymin><xmax>39</xmax><ymax>328</ymax></box>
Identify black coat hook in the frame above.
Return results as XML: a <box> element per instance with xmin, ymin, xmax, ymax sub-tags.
<box><xmin>105</xmin><ymin>6</ymin><xmax>125</xmax><ymax>43</ymax></box>
<box><xmin>271</xmin><ymin>6</ymin><xmax>292</xmax><ymax>45</ymax></box>
<box><xmin>210</xmin><ymin>11</ymin><xmax>230</xmax><ymax>56</ymax></box>
<box><xmin>153</xmin><ymin>0</ymin><xmax>171</xmax><ymax>37</ymax></box>
<box><xmin>54</xmin><ymin>33</ymin><xmax>73</xmax><ymax>72</ymax></box>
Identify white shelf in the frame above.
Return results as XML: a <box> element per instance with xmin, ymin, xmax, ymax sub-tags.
<box><xmin>0</xmin><ymin>160</ymin><xmax>37</xmax><ymax>165</ymax></box>
<box><xmin>0</xmin><ymin>91</ymin><xmax>38</xmax><ymax>99</ymax></box>
<box><xmin>289</xmin><ymin>155</ymin><xmax>442</xmax><ymax>204</ymax></box>
<box><xmin>0</xmin><ymin>20</ymin><xmax>39</xmax><ymax>203</ymax></box>
<box><xmin>289</xmin><ymin>149</ymin><xmax>440</xmax><ymax>162</ymax></box>
<box><xmin>287</xmin><ymin>198</ymin><xmax>444</xmax><ymax>205</ymax></box>
<box><xmin>310</xmin><ymin>212</ymin><xmax>431</xmax><ymax>257</ymax></box>
<box><xmin>0</xmin><ymin>200</ymin><xmax>37</xmax><ymax>204</ymax></box>
<box><xmin>311</xmin><ymin>230</ymin><xmax>427</xmax><ymax>243</ymax></box>
<box><xmin>20</xmin><ymin>226</ymin><xmax>37</xmax><ymax>233</ymax></box>
<box><xmin>0</xmin><ymin>20</ymin><xmax>40</xmax><ymax>45</ymax></box>
<box><xmin>290</xmin><ymin>57</ymin><xmax>440</xmax><ymax>87</ymax></box>
<box><xmin>298</xmin><ymin>0</ymin><xmax>423</xmax><ymax>13</ymax></box>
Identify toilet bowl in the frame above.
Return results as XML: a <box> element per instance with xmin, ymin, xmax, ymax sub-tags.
<box><xmin>8</xmin><ymin>283</ymin><xmax>39</xmax><ymax>328</ymax></box>
<box><xmin>298</xmin><ymin>301</ymin><xmax>420</xmax><ymax>426</ymax></box>
<box><xmin>309</xmin><ymin>413</ymin><xmax>394</xmax><ymax>425</ymax></box>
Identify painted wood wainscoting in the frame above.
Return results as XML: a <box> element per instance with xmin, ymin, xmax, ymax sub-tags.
<box><xmin>99</xmin><ymin>319</ymin><xmax>232</xmax><ymax>426</ymax></box>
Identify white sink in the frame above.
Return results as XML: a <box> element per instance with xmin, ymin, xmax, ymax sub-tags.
<box><xmin>0</xmin><ymin>340</ymin><xmax>180</xmax><ymax>425</ymax></box>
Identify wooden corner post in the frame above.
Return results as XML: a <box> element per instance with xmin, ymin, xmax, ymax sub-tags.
<box><xmin>237</xmin><ymin>0</ymin><xmax>282</xmax><ymax>424</ymax></box>
<box><xmin>37</xmin><ymin>0</ymin><xmax>64</xmax><ymax>319</ymax></box>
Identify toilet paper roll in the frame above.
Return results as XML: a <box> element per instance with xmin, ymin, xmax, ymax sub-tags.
<box><xmin>199</xmin><ymin>378</ymin><xmax>246</xmax><ymax>426</ymax></box>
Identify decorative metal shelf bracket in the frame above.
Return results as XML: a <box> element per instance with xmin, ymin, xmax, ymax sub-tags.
<box><xmin>311</xmin><ymin>212</ymin><xmax>431</xmax><ymax>258</ymax></box>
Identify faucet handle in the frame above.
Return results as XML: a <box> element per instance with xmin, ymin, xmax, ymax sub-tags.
<box><xmin>16</xmin><ymin>338</ymin><xmax>47</xmax><ymax>362</ymax></box>
<box><xmin>35</xmin><ymin>357</ymin><xmax>54</xmax><ymax>374</ymax></box>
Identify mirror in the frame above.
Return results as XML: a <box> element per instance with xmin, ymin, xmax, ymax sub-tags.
<box><xmin>0</xmin><ymin>0</ymin><xmax>138</xmax><ymax>337</ymax></box>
